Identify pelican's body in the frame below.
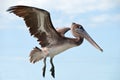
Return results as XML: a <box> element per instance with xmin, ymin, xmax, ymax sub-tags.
<box><xmin>46</xmin><ymin>39</ymin><xmax>82</xmax><ymax>56</ymax></box>
<box><xmin>7</xmin><ymin>5</ymin><xmax>103</xmax><ymax>78</ymax></box>
<box><xmin>45</xmin><ymin>43</ymin><xmax>75</xmax><ymax>57</ymax></box>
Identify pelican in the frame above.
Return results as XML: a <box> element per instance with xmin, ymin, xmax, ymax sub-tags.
<box><xmin>7</xmin><ymin>5</ymin><xmax>103</xmax><ymax>78</ymax></box>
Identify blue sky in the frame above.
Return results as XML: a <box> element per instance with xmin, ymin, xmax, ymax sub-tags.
<box><xmin>0</xmin><ymin>0</ymin><xmax>120</xmax><ymax>80</ymax></box>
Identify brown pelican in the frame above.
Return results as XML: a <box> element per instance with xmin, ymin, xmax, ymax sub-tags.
<box><xmin>7</xmin><ymin>5</ymin><xmax>103</xmax><ymax>78</ymax></box>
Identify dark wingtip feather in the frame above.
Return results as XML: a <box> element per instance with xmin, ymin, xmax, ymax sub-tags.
<box><xmin>7</xmin><ymin>5</ymin><xmax>25</xmax><ymax>12</ymax></box>
<box><xmin>7</xmin><ymin>7</ymin><xmax>12</xmax><ymax>12</ymax></box>
<box><xmin>7</xmin><ymin>6</ymin><xmax>16</xmax><ymax>13</ymax></box>
<box><xmin>7</xmin><ymin>6</ymin><xmax>15</xmax><ymax>11</ymax></box>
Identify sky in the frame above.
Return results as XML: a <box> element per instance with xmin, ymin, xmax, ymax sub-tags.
<box><xmin>0</xmin><ymin>0</ymin><xmax>120</xmax><ymax>80</ymax></box>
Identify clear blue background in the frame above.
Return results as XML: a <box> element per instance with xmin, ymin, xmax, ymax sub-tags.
<box><xmin>0</xmin><ymin>0</ymin><xmax>120</xmax><ymax>80</ymax></box>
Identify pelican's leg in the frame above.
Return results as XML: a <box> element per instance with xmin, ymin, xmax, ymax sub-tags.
<box><xmin>50</xmin><ymin>57</ymin><xmax>55</xmax><ymax>78</ymax></box>
<box><xmin>42</xmin><ymin>57</ymin><xmax>47</xmax><ymax>77</ymax></box>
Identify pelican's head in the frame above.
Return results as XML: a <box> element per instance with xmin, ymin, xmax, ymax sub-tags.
<box><xmin>71</xmin><ymin>23</ymin><xmax>103</xmax><ymax>52</ymax></box>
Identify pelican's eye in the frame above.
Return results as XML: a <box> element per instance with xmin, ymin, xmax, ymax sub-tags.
<box><xmin>79</xmin><ymin>25</ymin><xmax>85</xmax><ymax>31</ymax></box>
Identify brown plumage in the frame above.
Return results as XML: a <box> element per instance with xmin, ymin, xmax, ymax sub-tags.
<box><xmin>7</xmin><ymin>5</ymin><xmax>103</xmax><ymax>78</ymax></box>
<box><xmin>8</xmin><ymin>5</ymin><xmax>61</xmax><ymax>47</ymax></box>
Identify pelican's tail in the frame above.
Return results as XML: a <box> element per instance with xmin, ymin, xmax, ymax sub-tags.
<box><xmin>29</xmin><ymin>47</ymin><xmax>44</xmax><ymax>63</ymax></box>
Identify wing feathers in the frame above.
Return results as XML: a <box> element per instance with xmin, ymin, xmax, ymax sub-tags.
<box><xmin>7</xmin><ymin>5</ymin><xmax>61</xmax><ymax>47</ymax></box>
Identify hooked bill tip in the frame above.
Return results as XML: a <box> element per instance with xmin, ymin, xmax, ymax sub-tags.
<box><xmin>99</xmin><ymin>48</ymin><xmax>103</xmax><ymax>52</ymax></box>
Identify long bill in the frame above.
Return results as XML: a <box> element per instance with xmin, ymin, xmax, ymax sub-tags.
<box><xmin>82</xmin><ymin>30</ymin><xmax>103</xmax><ymax>52</ymax></box>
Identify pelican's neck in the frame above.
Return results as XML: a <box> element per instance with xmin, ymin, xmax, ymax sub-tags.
<box><xmin>75</xmin><ymin>37</ymin><xmax>84</xmax><ymax>46</ymax></box>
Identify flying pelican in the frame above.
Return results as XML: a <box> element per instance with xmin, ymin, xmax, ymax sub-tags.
<box><xmin>7</xmin><ymin>5</ymin><xmax>103</xmax><ymax>78</ymax></box>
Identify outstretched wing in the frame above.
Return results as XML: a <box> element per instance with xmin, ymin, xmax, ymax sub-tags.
<box><xmin>7</xmin><ymin>5</ymin><xmax>61</xmax><ymax>47</ymax></box>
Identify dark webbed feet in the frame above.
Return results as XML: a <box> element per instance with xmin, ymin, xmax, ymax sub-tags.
<box><xmin>42</xmin><ymin>58</ymin><xmax>46</xmax><ymax>77</ymax></box>
<box><xmin>42</xmin><ymin>57</ymin><xmax>55</xmax><ymax>78</ymax></box>
<box><xmin>42</xmin><ymin>65</ymin><xmax>46</xmax><ymax>77</ymax></box>
<box><xmin>50</xmin><ymin>58</ymin><xmax>55</xmax><ymax>78</ymax></box>
<box><xmin>50</xmin><ymin>66</ymin><xmax>55</xmax><ymax>78</ymax></box>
